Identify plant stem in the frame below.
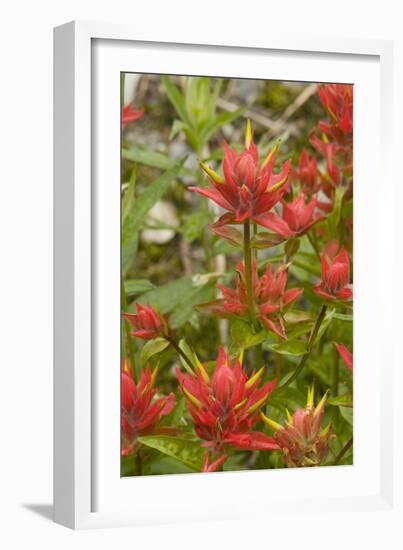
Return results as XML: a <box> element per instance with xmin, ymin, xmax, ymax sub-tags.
<box><xmin>121</xmin><ymin>274</ymin><xmax>137</xmax><ymax>381</ymax></box>
<box><xmin>275</xmin><ymin>305</ymin><xmax>328</xmax><ymax>393</ymax></box>
<box><xmin>332</xmin><ymin>347</ymin><xmax>340</xmax><ymax>396</ymax></box>
<box><xmin>307</xmin><ymin>231</ymin><xmax>321</xmax><ymax>260</ymax></box>
<box><xmin>166</xmin><ymin>336</ymin><xmax>195</xmax><ymax>372</ymax></box>
<box><xmin>243</xmin><ymin>220</ymin><xmax>257</xmax><ymax>327</ymax></box>
<box><xmin>333</xmin><ymin>436</ymin><xmax>353</xmax><ymax>465</ymax></box>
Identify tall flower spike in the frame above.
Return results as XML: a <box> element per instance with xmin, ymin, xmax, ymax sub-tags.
<box><xmin>313</xmin><ymin>247</ymin><xmax>352</xmax><ymax>302</ymax></box>
<box><xmin>189</xmin><ymin>121</ymin><xmax>291</xmax><ymax>229</ymax></box>
<box><xmin>177</xmin><ymin>348</ymin><xmax>279</xmax><ymax>465</ymax></box>
<box><xmin>123</xmin><ymin>304</ymin><xmax>171</xmax><ymax>340</ymax></box>
<box><xmin>121</xmin><ymin>367</ymin><xmax>175</xmax><ymax>456</ymax></box>
<box><xmin>206</xmin><ymin>261</ymin><xmax>303</xmax><ymax>339</ymax></box>
<box><xmin>261</xmin><ymin>388</ymin><xmax>334</xmax><ymax>468</ymax></box>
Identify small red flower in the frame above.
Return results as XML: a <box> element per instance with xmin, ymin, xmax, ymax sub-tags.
<box><xmin>262</xmin><ymin>388</ymin><xmax>333</xmax><ymax>467</ymax></box>
<box><xmin>121</xmin><ymin>367</ymin><xmax>175</xmax><ymax>456</ymax></box>
<box><xmin>295</xmin><ymin>149</ymin><xmax>320</xmax><ymax>196</ymax></box>
<box><xmin>317</xmin><ymin>84</ymin><xmax>353</xmax><ymax>143</ymax></box>
<box><xmin>189</xmin><ymin>121</ymin><xmax>290</xmax><ymax>228</ymax></box>
<box><xmin>210</xmin><ymin>261</ymin><xmax>303</xmax><ymax>339</ymax></box>
<box><xmin>313</xmin><ymin>248</ymin><xmax>352</xmax><ymax>302</ymax></box>
<box><xmin>123</xmin><ymin>304</ymin><xmax>170</xmax><ymax>340</ymax></box>
<box><xmin>335</xmin><ymin>343</ymin><xmax>353</xmax><ymax>372</ymax></box>
<box><xmin>257</xmin><ymin>194</ymin><xmax>323</xmax><ymax>238</ymax></box>
<box><xmin>177</xmin><ymin>348</ymin><xmax>279</xmax><ymax>464</ymax></box>
<box><xmin>122</xmin><ymin>103</ymin><xmax>144</xmax><ymax>129</ymax></box>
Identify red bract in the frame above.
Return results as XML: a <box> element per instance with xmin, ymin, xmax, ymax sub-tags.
<box><xmin>313</xmin><ymin>248</ymin><xmax>352</xmax><ymax>302</ymax></box>
<box><xmin>262</xmin><ymin>388</ymin><xmax>333</xmax><ymax>467</ymax></box>
<box><xmin>122</xmin><ymin>103</ymin><xmax>144</xmax><ymax>128</ymax></box>
<box><xmin>257</xmin><ymin>194</ymin><xmax>322</xmax><ymax>238</ymax></box>
<box><xmin>296</xmin><ymin>149</ymin><xmax>320</xmax><ymax>195</ymax></box>
<box><xmin>189</xmin><ymin>121</ymin><xmax>290</xmax><ymax>228</ymax></box>
<box><xmin>317</xmin><ymin>84</ymin><xmax>353</xmax><ymax>143</ymax></box>
<box><xmin>335</xmin><ymin>343</ymin><xmax>353</xmax><ymax>372</ymax></box>
<box><xmin>123</xmin><ymin>304</ymin><xmax>170</xmax><ymax>340</ymax></box>
<box><xmin>210</xmin><ymin>261</ymin><xmax>303</xmax><ymax>339</ymax></box>
<box><xmin>177</xmin><ymin>348</ymin><xmax>279</xmax><ymax>462</ymax></box>
<box><xmin>121</xmin><ymin>367</ymin><xmax>175</xmax><ymax>456</ymax></box>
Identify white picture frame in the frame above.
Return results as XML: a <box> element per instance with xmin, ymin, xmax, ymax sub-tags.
<box><xmin>54</xmin><ymin>20</ymin><xmax>400</xmax><ymax>532</ymax></box>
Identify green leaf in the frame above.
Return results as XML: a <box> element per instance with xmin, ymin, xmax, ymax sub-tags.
<box><xmin>161</xmin><ymin>76</ymin><xmax>192</xmax><ymax>127</ymax></box>
<box><xmin>268</xmin><ymin>386</ymin><xmax>306</xmax><ymax>412</ymax></box>
<box><xmin>315</xmin><ymin>307</ymin><xmax>336</xmax><ymax>343</ymax></box>
<box><xmin>327</xmin><ymin>186</ymin><xmax>347</xmax><ymax>237</ymax></box>
<box><xmin>328</xmin><ymin>393</ymin><xmax>353</xmax><ymax>408</ymax></box>
<box><xmin>124</xmin><ymin>279</ymin><xmax>156</xmax><ymax>295</ymax></box>
<box><xmin>339</xmin><ymin>406</ymin><xmax>353</xmax><ymax>425</ymax></box>
<box><xmin>199</xmin><ymin>108</ymin><xmax>246</xmax><ymax>145</ymax></box>
<box><xmin>182</xmin><ymin>210</ymin><xmax>213</xmax><ymax>242</ymax></box>
<box><xmin>334</xmin><ymin>313</ymin><xmax>353</xmax><ymax>322</ymax></box>
<box><xmin>138</xmin><ymin>435</ymin><xmax>205</xmax><ymax>471</ymax></box>
<box><xmin>230</xmin><ymin>319</ymin><xmax>267</xmax><ymax>350</ymax></box>
<box><xmin>121</xmin><ymin>454</ymin><xmax>137</xmax><ymax>476</ymax></box>
<box><xmin>178</xmin><ymin>338</ymin><xmax>196</xmax><ymax>374</ymax></box>
<box><xmin>185</xmin><ymin>77</ymin><xmax>212</xmax><ymax>128</ymax></box>
<box><xmin>135</xmin><ymin>275</ymin><xmax>217</xmax><ymax>328</ymax></box>
<box><xmin>122</xmin><ymin>146</ymin><xmax>191</xmax><ymax>175</ymax></box>
<box><xmin>122</xmin><ymin>159</ymin><xmax>185</xmax><ymax>275</ymax></box>
<box><xmin>140</xmin><ymin>337</ymin><xmax>170</xmax><ymax>367</ymax></box>
<box><xmin>267</xmin><ymin>339</ymin><xmax>307</xmax><ymax>356</ymax></box>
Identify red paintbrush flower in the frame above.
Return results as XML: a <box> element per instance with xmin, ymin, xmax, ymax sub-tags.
<box><xmin>313</xmin><ymin>247</ymin><xmax>352</xmax><ymax>302</ymax></box>
<box><xmin>295</xmin><ymin>149</ymin><xmax>320</xmax><ymax>196</ymax></box>
<box><xmin>121</xmin><ymin>366</ymin><xmax>175</xmax><ymax>456</ymax></box>
<box><xmin>255</xmin><ymin>193</ymin><xmax>323</xmax><ymax>238</ymax></box>
<box><xmin>189</xmin><ymin>121</ymin><xmax>290</xmax><ymax>228</ymax></box>
<box><xmin>317</xmin><ymin>84</ymin><xmax>353</xmax><ymax>143</ymax></box>
<box><xmin>177</xmin><ymin>348</ymin><xmax>279</xmax><ymax>466</ymax></box>
<box><xmin>262</xmin><ymin>388</ymin><xmax>334</xmax><ymax>467</ymax></box>
<box><xmin>122</xmin><ymin>103</ymin><xmax>144</xmax><ymax>128</ymax></box>
<box><xmin>335</xmin><ymin>343</ymin><xmax>353</xmax><ymax>372</ymax></box>
<box><xmin>209</xmin><ymin>261</ymin><xmax>302</xmax><ymax>339</ymax></box>
<box><xmin>123</xmin><ymin>304</ymin><xmax>170</xmax><ymax>340</ymax></box>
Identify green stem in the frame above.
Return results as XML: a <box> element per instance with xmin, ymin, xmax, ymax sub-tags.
<box><xmin>243</xmin><ymin>220</ymin><xmax>257</xmax><ymax>327</ymax></box>
<box><xmin>166</xmin><ymin>336</ymin><xmax>195</xmax><ymax>372</ymax></box>
<box><xmin>332</xmin><ymin>347</ymin><xmax>340</xmax><ymax>396</ymax></box>
<box><xmin>121</xmin><ymin>274</ymin><xmax>137</xmax><ymax>381</ymax></box>
<box><xmin>307</xmin><ymin>231</ymin><xmax>321</xmax><ymax>260</ymax></box>
<box><xmin>333</xmin><ymin>437</ymin><xmax>353</xmax><ymax>466</ymax></box>
<box><xmin>275</xmin><ymin>305</ymin><xmax>328</xmax><ymax>393</ymax></box>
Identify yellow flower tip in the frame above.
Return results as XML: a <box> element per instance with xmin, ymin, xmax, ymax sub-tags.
<box><xmin>246</xmin><ymin>395</ymin><xmax>267</xmax><ymax>415</ymax></box>
<box><xmin>321</xmin><ymin>422</ymin><xmax>332</xmax><ymax>437</ymax></box>
<box><xmin>194</xmin><ymin>352</ymin><xmax>210</xmax><ymax>384</ymax></box>
<box><xmin>151</xmin><ymin>363</ymin><xmax>160</xmax><ymax>386</ymax></box>
<box><xmin>181</xmin><ymin>385</ymin><xmax>203</xmax><ymax>409</ymax></box>
<box><xmin>245</xmin><ymin>367</ymin><xmax>264</xmax><ymax>390</ymax></box>
<box><xmin>234</xmin><ymin>398</ymin><xmax>248</xmax><ymax>411</ymax></box>
<box><xmin>261</xmin><ymin>143</ymin><xmax>280</xmax><ymax>168</ymax></box>
<box><xmin>238</xmin><ymin>349</ymin><xmax>245</xmax><ymax>365</ymax></box>
<box><xmin>199</xmin><ymin>161</ymin><xmax>224</xmax><ymax>184</ymax></box>
<box><xmin>285</xmin><ymin>408</ymin><xmax>293</xmax><ymax>423</ymax></box>
<box><xmin>261</xmin><ymin>413</ymin><xmax>283</xmax><ymax>432</ymax></box>
<box><xmin>306</xmin><ymin>385</ymin><xmax>315</xmax><ymax>408</ymax></box>
<box><xmin>314</xmin><ymin>390</ymin><xmax>329</xmax><ymax>418</ymax></box>
<box><xmin>268</xmin><ymin>173</ymin><xmax>289</xmax><ymax>193</ymax></box>
<box><xmin>244</xmin><ymin>119</ymin><xmax>253</xmax><ymax>148</ymax></box>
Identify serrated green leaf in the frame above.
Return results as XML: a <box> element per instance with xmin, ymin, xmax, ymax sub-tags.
<box><xmin>140</xmin><ymin>337</ymin><xmax>170</xmax><ymax>367</ymax></box>
<box><xmin>138</xmin><ymin>435</ymin><xmax>205</xmax><ymax>471</ymax></box>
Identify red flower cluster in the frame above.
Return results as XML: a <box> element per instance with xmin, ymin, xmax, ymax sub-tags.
<box><xmin>292</xmin><ymin>149</ymin><xmax>320</xmax><ymax>196</ymax></box>
<box><xmin>262</xmin><ymin>388</ymin><xmax>333</xmax><ymax>467</ymax></box>
<box><xmin>313</xmin><ymin>247</ymin><xmax>352</xmax><ymax>302</ymax></box>
<box><xmin>121</xmin><ymin>366</ymin><xmax>175</xmax><ymax>456</ymax></box>
<box><xmin>189</xmin><ymin>120</ymin><xmax>290</xmax><ymax>229</ymax></box>
<box><xmin>122</xmin><ymin>103</ymin><xmax>144</xmax><ymax>129</ymax></box>
<box><xmin>260</xmin><ymin>193</ymin><xmax>323</xmax><ymax>238</ymax></box>
<box><xmin>317</xmin><ymin>84</ymin><xmax>353</xmax><ymax>144</ymax></box>
<box><xmin>177</xmin><ymin>348</ymin><xmax>278</xmax><ymax>470</ymax></box>
<box><xmin>123</xmin><ymin>304</ymin><xmax>170</xmax><ymax>340</ymax></box>
<box><xmin>210</xmin><ymin>261</ymin><xmax>302</xmax><ymax>339</ymax></box>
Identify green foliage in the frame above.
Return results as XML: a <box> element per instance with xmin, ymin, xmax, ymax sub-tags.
<box><xmin>138</xmin><ymin>435</ymin><xmax>206</xmax><ymax>471</ymax></box>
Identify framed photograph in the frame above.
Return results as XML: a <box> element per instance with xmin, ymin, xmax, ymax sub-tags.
<box><xmin>54</xmin><ymin>21</ymin><xmax>399</xmax><ymax>531</ymax></box>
